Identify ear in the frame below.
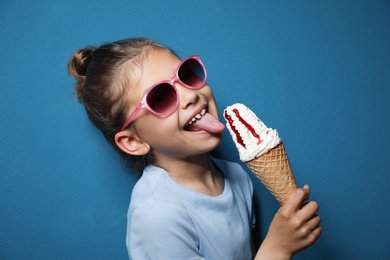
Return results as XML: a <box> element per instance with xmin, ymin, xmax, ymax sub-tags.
<box><xmin>115</xmin><ymin>130</ymin><xmax>150</xmax><ymax>156</ymax></box>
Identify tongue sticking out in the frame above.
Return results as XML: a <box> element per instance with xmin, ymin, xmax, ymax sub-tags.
<box><xmin>186</xmin><ymin>113</ymin><xmax>225</xmax><ymax>133</ymax></box>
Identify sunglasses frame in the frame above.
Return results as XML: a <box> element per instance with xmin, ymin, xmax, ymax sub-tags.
<box><xmin>120</xmin><ymin>55</ymin><xmax>207</xmax><ymax>131</ymax></box>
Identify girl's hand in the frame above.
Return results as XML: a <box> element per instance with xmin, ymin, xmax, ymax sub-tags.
<box><xmin>255</xmin><ymin>185</ymin><xmax>322</xmax><ymax>260</ymax></box>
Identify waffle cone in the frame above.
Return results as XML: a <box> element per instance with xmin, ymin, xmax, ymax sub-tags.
<box><xmin>245</xmin><ymin>142</ymin><xmax>297</xmax><ymax>205</ymax></box>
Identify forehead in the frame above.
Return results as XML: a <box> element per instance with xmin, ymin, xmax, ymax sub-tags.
<box><xmin>124</xmin><ymin>49</ymin><xmax>181</xmax><ymax>104</ymax></box>
<box><xmin>141</xmin><ymin>50</ymin><xmax>181</xmax><ymax>85</ymax></box>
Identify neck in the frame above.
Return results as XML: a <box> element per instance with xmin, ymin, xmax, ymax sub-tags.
<box><xmin>154</xmin><ymin>153</ymin><xmax>224</xmax><ymax>196</ymax></box>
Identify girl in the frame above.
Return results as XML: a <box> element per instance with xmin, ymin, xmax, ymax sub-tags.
<box><xmin>68</xmin><ymin>38</ymin><xmax>321</xmax><ymax>259</ymax></box>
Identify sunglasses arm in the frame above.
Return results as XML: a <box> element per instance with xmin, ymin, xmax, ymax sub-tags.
<box><xmin>120</xmin><ymin>103</ymin><xmax>145</xmax><ymax>131</ymax></box>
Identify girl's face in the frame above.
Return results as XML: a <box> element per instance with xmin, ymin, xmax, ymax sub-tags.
<box><xmin>125</xmin><ymin>50</ymin><xmax>224</xmax><ymax>163</ymax></box>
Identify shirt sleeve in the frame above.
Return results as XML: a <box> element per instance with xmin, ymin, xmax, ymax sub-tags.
<box><xmin>127</xmin><ymin>198</ymin><xmax>205</xmax><ymax>260</ymax></box>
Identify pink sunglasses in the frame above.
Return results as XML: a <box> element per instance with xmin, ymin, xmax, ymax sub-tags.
<box><xmin>120</xmin><ymin>55</ymin><xmax>207</xmax><ymax>131</ymax></box>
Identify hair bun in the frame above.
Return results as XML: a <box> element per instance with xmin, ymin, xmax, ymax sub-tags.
<box><xmin>67</xmin><ymin>47</ymin><xmax>96</xmax><ymax>99</ymax></box>
<box><xmin>68</xmin><ymin>47</ymin><xmax>95</xmax><ymax>79</ymax></box>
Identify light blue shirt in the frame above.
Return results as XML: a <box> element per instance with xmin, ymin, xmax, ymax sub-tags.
<box><xmin>126</xmin><ymin>157</ymin><xmax>254</xmax><ymax>260</ymax></box>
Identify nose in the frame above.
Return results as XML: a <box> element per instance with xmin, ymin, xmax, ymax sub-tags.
<box><xmin>175</xmin><ymin>82</ymin><xmax>199</xmax><ymax>109</ymax></box>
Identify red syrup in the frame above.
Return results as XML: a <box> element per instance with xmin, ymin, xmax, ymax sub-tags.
<box><xmin>224</xmin><ymin>108</ymin><xmax>262</xmax><ymax>148</ymax></box>
<box><xmin>225</xmin><ymin>110</ymin><xmax>245</xmax><ymax>148</ymax></box>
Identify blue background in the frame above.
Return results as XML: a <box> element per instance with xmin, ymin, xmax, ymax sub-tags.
<box><xmin>1</xmin><ymin>1</ymin><xmax>389</xmax><ymax>259</ymax></box>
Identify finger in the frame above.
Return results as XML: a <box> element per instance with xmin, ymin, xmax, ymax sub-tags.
<box><xmin>299</xmin><ymin>201</ymin><xmax>320</xmax><ymax>221</ymax></box>
<box><xmin>302</xmin><ymin>185</ymin><xmax>310</xmax><ymax>200</ymax></box>
<box><xmin>307</xmin><ymin>214</ymin><xmax>321</xmax><ymax>231</ymax></box>
<box><xmin>296</xmin><ymin>214</ymin><xmax>321</xmax><ymax>240</ymax></box>
<box><xmin>307</xmin><ymin>224</ymin><xmax>322</xmax><ymax>244</ymax></box>
<box><xmin>283</xmin><ymin>188</ymin><xmax>310</xmax><ymax>214</ymax></box>
<box><xmin>299</xmin><ymin>216</ymin><xmax>322</xmax><ymax>246</ymax></box>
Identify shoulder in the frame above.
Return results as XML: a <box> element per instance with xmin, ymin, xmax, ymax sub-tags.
<box><xmin>130</xmin><ymin>165</ymin><xmax>174</xmax><ymax>208</ymax></box>
<box><xmin>129</xmin><ymin>165</ymin><xmax>195</xmax><ymax>231</ymax></box>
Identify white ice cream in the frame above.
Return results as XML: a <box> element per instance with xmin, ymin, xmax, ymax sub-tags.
<box><xmin>223</xmin><ymin>103</ymin><xmax>281</xmax><ymax>162</ymax></box>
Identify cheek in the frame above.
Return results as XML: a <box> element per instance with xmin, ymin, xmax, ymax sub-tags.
<box><xmin>203</xmin><ymin>85</ymin><xmax>213</xmax><ymax>94</ymax></box>
<box><xmin>135</xmin><ymin>115</ymin><xmax>178</xmax><ymax>140</ymax></box>
<box><xmin>202</xmin><ymin>86</ymin><xmax>218</xmax><ymax>107</ymax></box>
<box><xmin>200</xmin><ymin>86</ymin><xmax>216</xmax><ymax>101</ymax></box>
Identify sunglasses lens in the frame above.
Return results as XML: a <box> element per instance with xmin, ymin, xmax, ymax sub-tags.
<box><xmin>178</xmin><ymin>58</ymin><xmax>205</xmax><ymax>88</ymax></box>
<box><xmin>146</xmin><ymin>83</ymin><xmax>177</xmax><ymax>115</ymax></box>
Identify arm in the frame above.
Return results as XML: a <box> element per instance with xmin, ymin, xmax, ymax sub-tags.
<box><xmin>254</xmin><ymin>185</ymin><xmax>322</xmax><ymax>260</ymax></box>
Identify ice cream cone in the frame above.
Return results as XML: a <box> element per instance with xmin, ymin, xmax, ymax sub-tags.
<box><xmin>245</xmin><ymin>142</ymin><xmax>297</xmax><ymax>205</ymax></box>
<box><xmin>224</xmin><ymin>103</ymin><xmax>298</xmax><ymax>205</ymax></box>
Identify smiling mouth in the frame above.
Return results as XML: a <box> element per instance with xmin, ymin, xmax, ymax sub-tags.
<box><xmin>185</xmin><ymin>108</ymin><xmax>207</xmax><ymax>129</ymax></box>
<box><xmin>183</xmin><ymin>105</ymin><xmax>225</xmax><ymax>133</ymax></box>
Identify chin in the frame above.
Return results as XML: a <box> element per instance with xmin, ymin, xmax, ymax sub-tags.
<box><xmin>206</xmin><ymin>133</ymin><xmax>223</xmax><ymax>151</ymax></box>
